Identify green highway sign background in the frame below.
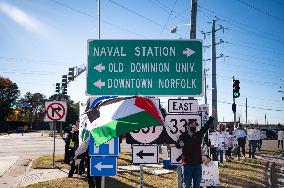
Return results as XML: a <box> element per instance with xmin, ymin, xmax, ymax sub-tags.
<box><xmin>87</xmin><ymin>39</ymin><xmax>203</xmax><ymax>96</ymax></box>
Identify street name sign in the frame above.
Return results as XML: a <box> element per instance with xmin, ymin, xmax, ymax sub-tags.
<box><xmin>89</xmin><ymin>136</ymin><xmax>119</xmax><ymax>156</ymax></box>
<box><xmin>87</xmin><ymin>39</ymin><xmax>203</xmax><ymax>96</ymax></box>
<box><xmin>170</xmin><ymin>146</ymin><xmax>182</xmax><ymax>165</ymax></box>
<box><xmin>168</xmin><ymin>99</ymin><xmax>198</xmax><ymax>113</ymax></box>
<box><xmin>44</xmin><ymin>101</ymin><xmax>67</xmax><ymax>122</ymax></box>
<box><xmin>132</xmin><ymin>145</ymin><xmax>159</xmax><ymax>164</ymax></box>
<box><xmin>90</xmin><ymin>156</ymin><xmax>117</xmax><ymax>176</ymax></box>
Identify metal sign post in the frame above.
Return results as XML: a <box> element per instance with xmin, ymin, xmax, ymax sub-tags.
<box><xmin>52</xmin><ymin>120</ymin><xmax>56</xmax><ymax>167</ymax></box>
<box><xmin>177</xmin><ymin>165</ymin><xmax>182</xmax><ymax>188</ymax></box>
<box><xmin>140</xmin><ymin>164</ymin><xmax>144</xmax><ymax>188</ymax></box>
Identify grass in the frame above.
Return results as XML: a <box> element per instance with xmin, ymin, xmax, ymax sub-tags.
<box><xmin>32</xmin><ymin>154</ymin><xmax>70</xmax><ymax>170</ymax></box>
<box><xmin>26</xmin><ymin>150</ymin><xmax>282</xmax><ymax>188</ymax></box>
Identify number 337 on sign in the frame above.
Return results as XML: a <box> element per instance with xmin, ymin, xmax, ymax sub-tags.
<box><xmin>165</xmin><ymin>114</ymin><xmax>202</xmax><ymax>142</ymax></box>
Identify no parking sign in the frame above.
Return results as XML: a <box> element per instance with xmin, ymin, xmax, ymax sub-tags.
<box><xmin>44</xmin><ymin>101</ymin><xmax>67</xmax><ymax>122</ymax></box>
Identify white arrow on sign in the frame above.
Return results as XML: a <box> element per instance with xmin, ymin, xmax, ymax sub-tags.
<box><xmin>95</xmin><ymin>162</ymin><xmax>113</xmax><ymax>171</ymax></box>
<box><xmin>183</xmin><ymin>48</ymin><xmax>195</xmax><ymax>57</ymax></box>
<box><xmin>93</xmin><ymin>79</ymin><xmax>105</xmax><ymax>89</ymax></box>
<box><xmin>94</xmin><ymin>63</ymin><xmax>105</xmax><ymax>72</ymax></box>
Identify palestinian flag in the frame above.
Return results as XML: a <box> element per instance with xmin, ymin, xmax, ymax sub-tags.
<box><xmin>86</xmin><ymin>96</ymin><xmax>164</xmax><ymax>146</ymax></box>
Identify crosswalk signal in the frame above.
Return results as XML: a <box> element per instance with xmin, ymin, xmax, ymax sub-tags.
<box><xmin>68</xmin><ymin>67</ymin><xmax>75</xmax><ymax>81</ymax></box>
<box><xmin>232</xmin><ymin>103</ymin><xmax>236</xmax><ymax>113</ymax></box>
<box><xmin>55</xmin><ymin>83</ymin><xmax>60</xmax><ymax>93</ymax></box>
<box><xmin>233</xmin><ymin>79</ymin><xmax>240</xmax><ymax>98</ymax></box>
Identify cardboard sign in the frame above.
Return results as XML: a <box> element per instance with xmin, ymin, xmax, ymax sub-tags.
<box><xmin>247</xmin><ymin>129</ymin><xmax>260</xmax><ymax>141</ymax></box>
<box><xmin>209</xmin><ymin>132</ymin><xmax>230</xmax><ymax>150</ymax></box>
<box><xmin>278</xmin><ymin>131</ymin><xmax>284</xmax><ymax>140</ymax></box>
<box><xmin>260</xmin><ymin>131</ymin><xmax>267</xmax><ymax>140</ymax></box>
<box><xmin>200</xmin><ymin>161</ymin><xmax>220</xmax><ymax>187</ymax></box>
<box><xmin>235</xmin><ymin>129</ymin><xmax>246</xmax><ymax>138</ymax></box>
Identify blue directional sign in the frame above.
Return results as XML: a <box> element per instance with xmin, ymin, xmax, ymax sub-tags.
<box><xmin>89</xmin><ymin>136</ymin><xmax>119</xmax><ymax>156</ymax></box>
<box><xmin>90</xmin><ymin>156</ymin><xmax>117</xmax><ymax>176</ymax></box>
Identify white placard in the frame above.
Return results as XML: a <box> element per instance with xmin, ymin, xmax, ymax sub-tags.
<box><xmin>209</xmin><ymin>132</ymin><xmax>230</xmax><ymax>150</ymax></box>
<box><xmin>165</xmin><ymin>114</ymin><xmax>201</xmax><ymax>142</ymax></box>
<box><xmin>247</xmin><ymin>129</ymin><xmax>260</xmax><ymax>140</ymax></box>
<box><xmin>200</xmin><ymin>161</ymin><xmax>220</xmax><ymax>187</ymax></box>
<box><xmin>235</xmin><ymin>129</ymin><xmax>247</xmax><ymax>138</ymax></box>
<box><xmin>278</xmin><ymin>131</ymin><xmax>284</xmax><ymax>140</ymax></box>
<box><xmin>260</xmin><ymin>131</ymin><xmax>267</xmax><ymax>140</ymax></box>
<box><xmin>228</xmin><ymin>134</ymin><xmax>238</xmax><ymax>147</ymax></box>
<box><xmin>168</xmin><ymin>99</ymin><xmax>198</xmax><ymax>113</ymax></box>
<box><xmin>132</xmin><ymin>145</ymin><xmax>159</xmax><ymax>164</ymax></box>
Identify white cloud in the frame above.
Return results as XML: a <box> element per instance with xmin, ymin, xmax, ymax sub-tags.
<box><xmin>0</xmin><ymin>2</ymin><xmax>44</xmax><ymax>34</ymax></box>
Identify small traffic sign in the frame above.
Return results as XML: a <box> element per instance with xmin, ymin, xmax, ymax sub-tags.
<box><xmin>90</xmin><ymin>156</ymin><xmax>117</xmax><ymax>176</ymax></box>
<box><xmin>170</xmin><ymin>146</ymin><xmax>182</xmax><ymax>165</ymax></box>
<box><xmin>132</xmin><ymin>145</ymin><xmax>159</xmax><ymax>164</ymax></box>
<box><xmin>129</xmin><ymin>126</ymin><xmax>163</xmax><ymax>144</ymax></box>
<box><xmin>89</xmin><ymin>136</ymin><xmax>119</xmax><ymax>156</ymax></box>
<box><xmin>168</xmin><ymin>99</ymin><xmax>198</xmax><ymax>113</ymax></box>
<box><xmin>44</xmin><ymin>101</ymin><xmax>67</xmax><ymax>122</ymax></box>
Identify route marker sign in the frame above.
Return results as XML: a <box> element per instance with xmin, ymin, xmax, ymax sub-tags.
<box><xmin>90</xmin><ymin>156</ymin><xmax>117</xmax><ymax>176</ymax></box>
<box><xmin>87</xmin><ymin>39</ymin><xmax>203</xmax><ymax>96</ymax></box>
<box><xmin>89</xmin><ymin>136</ymin><xmax>119</xmax><ymax>156</ymax></box>
<box><xmin>132</xmin><ymin>145</ymin><xmax>159</xmax><ymax>164</ymax></box>
<box><xmin>170</xmin><ymin>146</ymin><xmax>182</xmax><ymax>165</ymax></box>
<box><xmin>44</xmin><ymin>101</ymin><xmax>67</xmax><ymax>122</ymax></box>
<box><xmin>168</xmin><ymin>99</ymin><xmax>198</xmax><ymax>113</ymax></box>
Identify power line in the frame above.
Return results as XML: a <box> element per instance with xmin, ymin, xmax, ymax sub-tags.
<box><xmin>48</xmin><ymin>0</ymin><xmax>147</xmax><ymax>38</ymax></box>
<box><xmin>161</xmin><ymin>0</ymin><xmax>178</xmax><ymax>33</ymax></box>
<box><xmin>236</xmin><ymin>0</ymin><xmax>284</xmax><ymax>22</ymax></box>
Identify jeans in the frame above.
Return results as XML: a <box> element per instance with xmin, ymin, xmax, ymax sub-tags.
<box><xmin>217</xmin><ymin>149</ymin><xmax>224</xmax><ymax>164</ymax></box>
<box><xmin>182</xmin><ymin>164</ymin><xmax>202</xmax><ymax>188</ymax></box>
<box><xmin>211</xmin><ymin>147</ymin><xmax>218</xmax><ymax>161</ymax></box>
<box><xmin>249</xmin><ymin>140</ymin><xmax>257</xmax><ymax>157</ymax></box>
<box><xmin>278</xmin><ymin>140</ymin><xmax>284</xmax><ymax>149</ymax></box>
<box><xmin>237</xmin><ymin>145</ymin><xmax>246</xmax><ymax>158</ymax></box>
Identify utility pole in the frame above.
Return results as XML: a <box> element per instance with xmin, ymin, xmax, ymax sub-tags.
<box><xmin>211</xmin><ymin>20</ymin><xmax>218</xmax><ymax>128</ymax></box>
<box><xmin>246</xmin><ymin>98</ymin><xmax>247</xmax><ymax>125</ymax></box>
<box><xmin>232</xmin><ymin>76</ymin><xmax>236</xmax><ymax>129</ymax></box>
<box><xmin>190</xmin><ymin>0</ymin><xmax>197</xmax><ymax>39</ymax></box>
<box><xmin>98</xmin><ymin>0</ymin><xmax>101</xmax><ymax>39</ymax></box>
<box><xmin>204</xmin><ymin>68</ymin><xmax>209</xmax><ymax>104</ymax></box>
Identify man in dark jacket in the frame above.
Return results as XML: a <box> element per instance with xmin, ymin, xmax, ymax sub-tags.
<box><xmin>176</xmin><ymin>110</ymin><xmax>215</xmax><ymax>188</ymax></box>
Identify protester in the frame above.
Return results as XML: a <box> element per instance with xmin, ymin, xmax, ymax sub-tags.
<box><xmin>248</xmin><ymin>124</ymin><xmax>257</xmax><ymax>159</ymax></box>
<box><xmin>175</xmin><ymin>110</ymin><xmax>215</xmax><ymax>188</ymax></box>
<box><xmin>225</xmin><ymin>125</ymin><xmax>233</xmax><ymax>162</ymax></box>
<box><xmin>278</xmin><ymin>129</ymin><xmax>284</xmax><ymax>149</ymax></box>
<box><xmin>257</xmin><ymin>126</ymin><xmax>262</xmax><ymax>151</ymax></box>
<box><xmin>236</xmin><ymin>123</ymin><xmax>247</xmax><ymax>159</ymax></box>
<box><xmin>68</xmin><ymin>124</ymin><xmax>80</xmax><ymax>177</ymax></box>
<box><xmin>62</xmin><ymin>124</ymin><xmax>72</xmax><ymax>164</ymax></box>
<box><xmin>216</xmin><ymin>123</ymin><xmax>225</xmax><ymax>166</ymax></box>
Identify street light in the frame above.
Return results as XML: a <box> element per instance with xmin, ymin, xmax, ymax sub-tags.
<box><xmin>170</xmin><ymin>24</ymin><xmax>191</xmax><ymax>33</ymax></box>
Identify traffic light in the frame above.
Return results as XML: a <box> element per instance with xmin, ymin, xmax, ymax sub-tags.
<box><xmin>233</xmin><ymin>79</ymin><xmax>240</xmax><ymax>98</ymax></box>
<box><xmin>62</xmin><ymin>75</ymin><xmax>67</xmax><ymax>95</ymax></box>
<box><xmin>68</xmin><ymin>67</ymin><xmax>75</xmax><ymax>81</ymax></box>
<box><xmin>62</xmin><ymin>87</ymin><xmax>67</xmax><ymax>95</ymax></box>
<box><xmin>55</xmin><ymin>83</ymin><xmax>60</xmax><ymax>93</ymax></box>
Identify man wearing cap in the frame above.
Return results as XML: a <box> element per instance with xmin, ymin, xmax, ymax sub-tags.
<box><xmin>176</xmin><ymin>110</ymin><xmax>215</xmax><ymax>188</ymax></box>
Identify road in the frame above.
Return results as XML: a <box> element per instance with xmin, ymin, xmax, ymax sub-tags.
<box><xmin>0</xmin><ymin>132</ymin><xmax>65</xmax><ymax>187</ymax></box>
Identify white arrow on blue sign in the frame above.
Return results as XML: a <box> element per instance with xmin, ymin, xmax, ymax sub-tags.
<box><xmin>89</xmin><ymin>136</ymin><xmax>119</xmax><ymax>156</ymax></box>
<box><xmin>90</xmin><ymin>156</ymin><xmax>117</xmax><ymax>176</ymax></box>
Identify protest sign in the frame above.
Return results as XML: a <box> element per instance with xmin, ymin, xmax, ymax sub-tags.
<box><xmin>247</xmin><ymin>129</ymin><xmax>260</xmax><ymax>141</ymax></box>
<box><xmin>260</xmin><ymin>131</ymin><xmax>266</xmax><ymax>140</ymax></box>
<box><xmin>200</xmin><ymin>161</ymin><xmax>220</xmax><ymax>187</ymax></box>
<box><xmin>209</xmin><ymin>132</ymin><xmax>230</xmax><ymax>150</ymax></box>
<box><xmin>235</xmin><ymin>129</ymin><xmax>246</xmax><ymax>139</ymax></box>
<box><xmin>228</xmin><ymin>134</ymin><xmax>238</xmax><ymax>147</ymax></box>
<box><xmin>278</xmin><ymin>131</ymin><xmax>284</xmax><ymax>140</ymax></box>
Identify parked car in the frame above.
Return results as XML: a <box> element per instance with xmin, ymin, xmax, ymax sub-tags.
<box><xmin>16</xmin><ymin>127</ymin><xmax>26</xmax><ymax>133</ymax></box>
<box><xmin>261</xmin><ymin>129</ymin><xmax>277</xmax><ymax>140</ymax></box>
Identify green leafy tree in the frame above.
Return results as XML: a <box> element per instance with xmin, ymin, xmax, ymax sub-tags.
<box><xmin>0</xmin><ymin>76</ymin><xmax>20</xmax><ymax>120</ymax></box>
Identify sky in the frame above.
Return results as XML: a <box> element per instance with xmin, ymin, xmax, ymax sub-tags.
<box><xmin>0</xmin><ymin>0</ymin><xmax>284</xmax><ymax>124</ymax></box>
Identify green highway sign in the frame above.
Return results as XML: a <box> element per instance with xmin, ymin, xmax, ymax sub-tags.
<box><xmin>87</xmin><ymin>39</ymin><xmax>203</xmax><ymax>96</ymax></box>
